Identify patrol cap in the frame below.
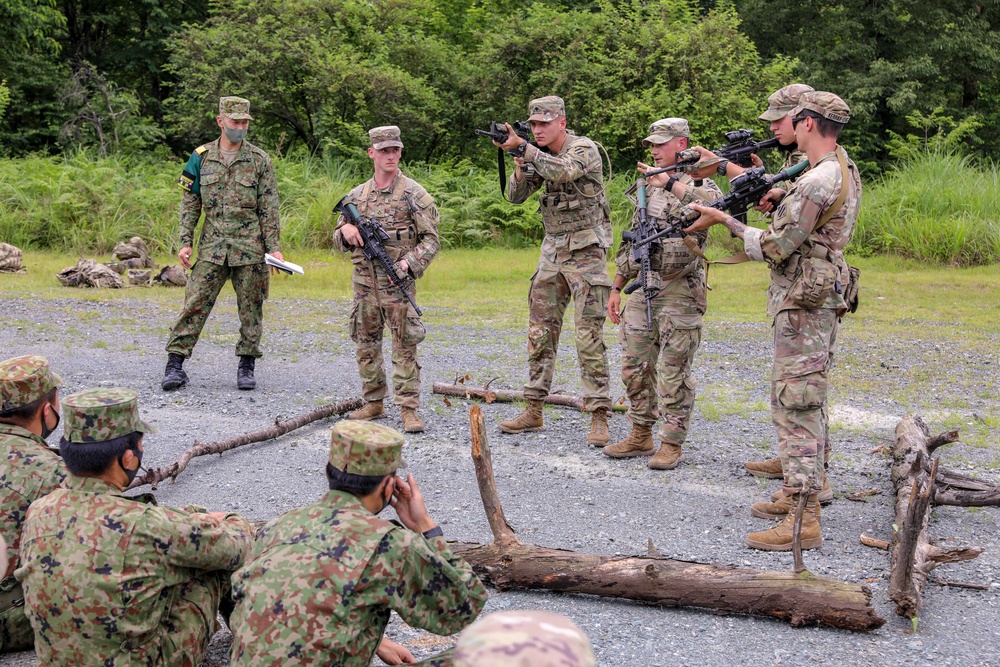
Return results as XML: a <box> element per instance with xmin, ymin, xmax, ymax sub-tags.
<box><xmin>643</xmin><ymin>118</ymin><xmax>690</xmax><ymax>146</ymax></box>
<box><xmin>328</xmin><ymin>421</ymin><xmax>405</xmax><ymax>477</ymax></box>
<box><xmin>759</xmin><ymin>84</ymin><xmax>815</xmax><ymax>122</ymax></box>
<box><xmin>219</xmin><ymin>96</ymin><xmax>253</xmax><ymax>120</ymax></box>
<box><xmin>791</xmin><ymin>91</ymin><xmax>851</xmax><ymax>124</ymax></box>
<box><xmin>61</xmin><ymin>388</ymin><xmax>156</xmax><ymax>444</ymax></box>
<box><xmin>369</xmin><ymin>126</ymin><xmax>403</xmax><ymax>150</ymax></box>
<box><xmin>527</xmin><ymin>96</ymin><xmax>565</xmax><ymax>122</ymax></box>
<box><xmin>0</xmin><ymin>355</ymin><xmax>62</xmax><ymax>412</ymax></box>
<box><xmin>454</xmin><ymin>610</ymin><xmax>596</xmax><ymax>667</ymax></box>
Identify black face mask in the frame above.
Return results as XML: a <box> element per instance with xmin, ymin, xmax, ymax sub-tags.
<box><xmin>40</xmin><ymin>406</ymin><xmax>60</xmax><ymax>441</ymax></box>
<box><xmin>377</xmin><ymin>478</ymin><xmax>394</xmax><ymax>516</ymax></box>
<box><xmin>119</xmin><ymin>447</ymin><xmax>144</xmax><ymax>485</ymax></box>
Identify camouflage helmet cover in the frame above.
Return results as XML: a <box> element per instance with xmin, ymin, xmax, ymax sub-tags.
<box><xmin>62</xmin><ymin>387</ymin><xmax>156</xmax><ymax>443</ymax></box>
<box><xmin>0</xmin><ymin>355</ymin><xmax>62</xmax><ymax>412</ymax></box>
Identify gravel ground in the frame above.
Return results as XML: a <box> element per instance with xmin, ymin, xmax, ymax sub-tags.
<box><xmin>1</xmin><ymin>290</ymin><xmax>999</xmax><ymax>667</ymax></box>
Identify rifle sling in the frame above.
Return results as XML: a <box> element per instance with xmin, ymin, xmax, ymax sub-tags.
<box><xmin>498</xmin><ymin>147</ymin><xmax>507</xmax><ymax>197</ymax></box>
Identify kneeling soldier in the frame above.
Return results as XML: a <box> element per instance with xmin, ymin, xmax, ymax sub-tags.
<box><xmin>16</xmin><ymin>388</ymin><xmax>253</xmax><ymax>664</ymax></box>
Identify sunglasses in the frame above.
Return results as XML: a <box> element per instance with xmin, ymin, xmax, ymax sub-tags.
<box><xmin>791</xmin><ymin>115</ymin><xmax>808</xmax><ymax>128</ymax></box>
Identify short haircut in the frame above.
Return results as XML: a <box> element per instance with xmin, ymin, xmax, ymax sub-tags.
<box><xmin>60</xmin><ymin>431</ymin><xmax>142</xmax><ymax>477</ymax></box>
<box><xmin>800</xmin><ymin>110</ymin><xmax>844</xmax><ymax>139</ymax></box>
<box><xmin>326</xmin><ymin>462</ymin><xmax>388</xmax><ymax>497</ymax></box>
<box><xmin>0</xmin><ymin>387</ymin><xmax>58</xmax><ymax>424</ymax></box>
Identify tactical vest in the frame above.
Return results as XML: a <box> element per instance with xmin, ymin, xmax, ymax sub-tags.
<box><xmin>537</xmin><ymin>137</ymin><xmax>606</xmax><ymax>236</ymax></box>
<box><xmin>356</xmin><ymin>176</ymin><xmax>418</xmax><ymax>257</ymax></box>
<box><xmin>646</xmin><ymin>187</ymin><xmax>702</xmax><ymax>276</ymax></box>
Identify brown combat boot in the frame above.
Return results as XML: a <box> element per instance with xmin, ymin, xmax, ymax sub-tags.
<box><xmin>499</xmin><ymin>400</ymin><xmax>544</xmax><ymax>433</ymax></box>
<box><xmin>771</xmin><ymin>477</ymin><xmax>833</xmax><ymax>505</ymax></box>
<box><xmin>744</xmin><ymin>455</ymin><xmax>783</xmax><ymax>479</ymax></box>
<box><xmin>348</xmin><ymin>400</ymin><xmax>385</xmax><ymax>421</ymax></box>
<box><xmin>401</xmin><ymin>408</ymin><xmax>425</xmax><ymax>433</ymax></box>
<box><xmin>751</xmin><ymin>488</ymin><xmax>796</xmax><ymax>520</ymax></box>
<box><xmin>745</xmin><ymin>494</ymin><xmax>822</xmax><ymax>551</ymax></box>
<box><xmin>602</xmin><ymin>423</ymin><xmax>654</xmax><ymax>458</ymax></box>
<box><xmin>648</xmin><ymin>442</ymin><xmax>683</xmax><ymax>470</ymax></box>
<box><xmin>586</xmin><ymin>408</ymin><xmax>610</xmax><ymax>446</ymax></box>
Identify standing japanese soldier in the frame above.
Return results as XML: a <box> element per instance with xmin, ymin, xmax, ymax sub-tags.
<box><xmin>493</xmin><ymin>96</ymin><xmax>614</xmax><ymax>446</ymax></box>
<box><xmin>685</xmin><ymin>92</ymin><xmax>861</xmax><ymax>550</ymax></box>
<box><xmin>333</xmin><ymin>126</ymin><xmax>440</xmax><ymax>434</ymax></box>
<box><xmin>162</xmin><ymin>95</ymin><xmax>284</xmax><ymax>392</ymax></box>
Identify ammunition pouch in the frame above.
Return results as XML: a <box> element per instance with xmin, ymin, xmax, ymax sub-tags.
<box><xmin>539</xmin><ymin>187</ymin><xmax>602</xmax><ymax>236</ymax></box>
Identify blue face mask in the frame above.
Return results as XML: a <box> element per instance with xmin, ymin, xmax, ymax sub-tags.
<box><xmin>224</xmin><ymin>125</ymin><xmax>247</xmax><ymax>144</ymax></box>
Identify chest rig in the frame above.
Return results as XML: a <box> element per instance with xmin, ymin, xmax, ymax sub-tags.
<box><xmin>357</xmin><ymin>176</ymin><xmax>417</xmax><ymax>252</ymax></box>
<box><xmin>537</xmin><ymin>138</ymin><xmax>605</xmax><ymax>236</ymax></box>
<box><xmin>646</xmin><ymin>186</ymin><xmax>701</xmax><ymax>274</ymax></box>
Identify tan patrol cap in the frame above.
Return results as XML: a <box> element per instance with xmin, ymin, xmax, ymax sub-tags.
<box><xmin>219</xmin><ymin>96</ymin><xmax>253</xmax><ymax>120</ymax></box>
<box><xmin>643</xmin><ymin>118</ymin><xmax>689</xmax><ymax>146</ymax></box>
<box><xmin>329</xmin><ymin>421</ymin><xmax>406</xmax><ymax>476</ymax></box>
<box><xmin>527</xmin><ymin>96</ymin><xmax>565</xmax><ymax>122</ymax></box>
<box><xmin>0</xmin><ymin>355</ymin><xmax>62</xmax><ymax>412</ymax></box>
<box><xmin>791</xmin><ymin>91</ymin><xmax>851</xmax><ymax>124</ymax></box>
<box><xmin>759</xmin><ymin>84</ymin><xmax>815</xmax><ymax>122</ymax></box>
<box><xmin>368</xmin><ymin>126</ymin><xmax>403</xmax><ymax>150</ymax></box>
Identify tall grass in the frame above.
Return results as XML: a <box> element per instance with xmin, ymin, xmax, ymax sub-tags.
<box><xmin>1</xmin><ymin>149</ymin><xmax>997</xmax><ymax>266</ymax></box>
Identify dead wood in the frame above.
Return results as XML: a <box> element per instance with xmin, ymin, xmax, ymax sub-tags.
<box><xmin>433</xmin><ymin>382</ymin><xmax>628</xmax><ymax>412</ymax></box>
<box><xmin>859</xmin><ymin>534</ymin><xmax>890</xmax><ymax>550</ymax></box>
<box><xmin>929</xmin><ymin>578</ymin><xmax>989</xmax><ymax>591</ymax></box>
<box><xmin>128</xmin><ymin>397</ymin><xmax>363</xmax><ymax>490</ymax></box>
<box><xmin>889</xmin><ymin>414</ymin><xmax>984</xmax><ymax>619</ymax></box>
<box><xmin>456</xmin><ymin>405</ymin><xmax>884</xmax><ymax>632</ymax></box>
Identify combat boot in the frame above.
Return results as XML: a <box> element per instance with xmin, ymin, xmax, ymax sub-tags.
<box><xmin>771</xmin><ymin>477</ymin><xmax>834</xmax><ymax>505</ymax></box>
<box><xmin>648</xmin><ymin>442</ymin><xmax>683</xmax><ymax>470</ymax></box>
<box><xmin>602</xmin><ymin>423</ymin><xmax>654</xmax><ymax>458</ymax></box>
<box><xmin>348</xmin><ymin>400</ymin><xmax>385</xmax><ymax>421</ymax></box>
<box><xmin>745</xmin><ymin>493</ymin><xmax>822</xmax><ymax>551</ymax></box>
<box><xmin>744</xmin><ymin>455</ymin><xmax>783</xmax><ymax>479</ymax></box>
<box><xmin>402</xmin><ymin>408</ymin><xmax>425</xmax><ymax>433</ymax></box>
<box><xmin>586</xmin><ymin>408</ymin><xmax>610</xmax><ymax>446</ymax></box>
<box><xmin>237</xmin><ymin>355</ymin><xmax>256</xmax><ymax>390</ymax></box>
<box><xmin>498</xmin><ymin>400</ymin><xmax>544</xmax><ymax>434</ymax></box>
<box><xmin>161</xmin><ymin>353</ymin><xmax>188</xmax><ymax>391</ymax></box>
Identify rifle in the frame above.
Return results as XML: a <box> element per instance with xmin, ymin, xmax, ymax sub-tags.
<box><xmin>333</xmin><ymin>196</ymin><xmax>423</xmax><ymax>317</ymax></box>
<box><xmin>633</xmin><ymin>160</ymin><xmax>810</xmax><ymax>249</ymax></box>
<box><xmin>476</xmin><ymin>121</ymin><xmax>534</xmax><ymax>196</ymax></box>
<box><xmin>642</xmin><ymin>129</ymin><xmax>781</xmax><ymax>178</ymax></box>
<box><xmin>620</xmin><ymin>181</ymin><xmax>657</xmax><ymax>328</ymax></box>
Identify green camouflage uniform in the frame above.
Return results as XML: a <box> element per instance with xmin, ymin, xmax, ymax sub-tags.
<box><xmin>507</xmin><ymin>97</ymin><xmax>613</xmax><ymax>412</ymax></box>
<box><xmin>166</xmin><ymin>97</ymin><xmax>280</xmax><ymax>360</ymax></box>
<box><xmin>740</xmin><ymin>93</ymin><xmax>862</xmax><ymax>492</ymax></box>
<box><xmin>454</xmin><ymin>610</ymin><xmax>595</xmax><ymax>667</ymax></box>
<box><xmin>333</xmin><ymin>126</ymin><xmax>440</xmax><ymax>409</ymax></box>
<box><xmin>229</xmin><ymin>421</ymin><xmax>487</xmax><ymax>667</ymax></box>
<box><xmin>616</xmin><ymin>119</ymin><xmax>723</xmax><ymax>446</ymax></box>
<box><xmin>15</xmin><ymin>387</ymin><xmax>253</xmax><ymax>666</ymax></box>
<box><xmin>0</xmin><ymin>356</ymin><xmax>65</xmax><ymax>653</ymax></box>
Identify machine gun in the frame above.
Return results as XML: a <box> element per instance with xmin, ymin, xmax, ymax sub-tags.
<box><xmin>333</xmin><ymin>196</ymin><xmax>423</xmax><ymax>317</ymax></box>
<box><xmin>633</xmin><ymin>160</ymin><xmax>810</xmax><ymax>249</ymax></box>
<box><xmin>642</xmin><ymin>129</ymin><xmax>782</xmax><ymax>178</ymax></box>
<box><xmin>476</xmin><ymin>121</ymin><xmax>534</xmax><ymax>197</ymax></box>
<box><xmin>620</xmin><ymin>181</ymin><xmax>657</xmax><ymax>328</ymax></box>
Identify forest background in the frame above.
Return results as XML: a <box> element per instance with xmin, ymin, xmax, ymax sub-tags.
<box><xmin>0</xmin><ymin>0</ymin><xmax>998</xmax><ymax>266</ymax></box>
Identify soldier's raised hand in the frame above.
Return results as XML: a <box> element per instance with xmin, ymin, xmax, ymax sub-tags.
<box><xmin>390</xmin><ymin>473</ymin><xmax>436</xmax><ymax>535</ymax></box>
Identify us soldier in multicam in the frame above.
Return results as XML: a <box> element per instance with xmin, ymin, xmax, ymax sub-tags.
<box><xmin>493</xmin><ymin>96</ymin><xmax>614</xmax><ymax>446</ymax></box>
<box><xmin>687</xmin><ymin>91</ymin><xmax>862</xmax><ymax>551</ymax></box>
<box><xmin>15</xmin><ymin>387</ymin><xmax>253</xmax><ymax>665</ymax></box>
<box><xmin>229</xmin><ymin>420</ymin><xmax>487</xmax><ymax>667</ymax></box>
<box><xmin>162</xmin><ymin>95</ymin><xmax>285</xmax><ymax>392</ymax></box>
<box><xmin>0</xmin><ymin>355</ymin><xmax>66</xmax><ymax>654</ymax></box>
<box><xmin>454</xmin><ymin>610</ymin><xmax>596</xmax><ymax>667</ymax></box>
<box><xmin>334</xmin><ymin>126</ymin><xmax>440</xmax><ymax>434</ymax></box>
<box><xmin>604</xmin><ymin>119</ymin><xmax>722</xmax><ymax>470</ymax></box>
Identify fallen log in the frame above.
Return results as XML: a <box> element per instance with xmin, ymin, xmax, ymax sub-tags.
<box><xmin>452</xmin><ymin>405</ymin><xmax>884</xmax><ymax>631</ymax></box>
<box><xmin>888</xmin><ymin>414</ymin><xmax>984</xmax><ymax>619</ymax></box>
<box><xmin>130</xmin><ymin>397</ymin><xmax>363</xmax><ymax>490</ymax></box>
<box><xmin>432</xmin><ymin>382</ymin><xmax>628</xmax><ymax>412</ymax></box>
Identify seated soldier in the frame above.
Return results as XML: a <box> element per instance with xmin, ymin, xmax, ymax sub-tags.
<box><xmin>454</xmin><ymin>610</ymin><xmax>596</xmax><ymax>667</ymax></box>
<box><xmin>15</xmin><ymin>387</ymin><xmax>253</xmax><ymax>666</ymax></box>
<box><xmin>0</xmin><ymin>355</ymin><xmax>67</xmax><ymax>654</ymax></box>
<box><xmin>229</xmin><ymin>420</ymin><xmax>488</xmax><ymax>667</ymax></box>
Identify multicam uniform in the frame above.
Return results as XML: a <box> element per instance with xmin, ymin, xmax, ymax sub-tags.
<box><xmin>742</xmin><ymin>147</ymin><xmax>861</xmax><ymax>492</ymax></box>
<box><xmin>507</xmin><ymin>134</ymin><xmax>613</xmax><ymax>412</ymax></box>
<box><xmin>333</xmin><ymin>172</ymin><xmax>440</xmax><ymax>409</ymax></box>
<box><xmin>615</xmin><ymin>175</ymin><xmax>722</xmax><ymax>446</ymax></box>
<box><xmin>454</xmin><ymin>610</ymin><xmax>595</xmax><ymax>667</ymax></box>
<box><xmin>166</xmin><ymin>138</ymin><xmax>281</xmax><ymax>360</ymax></box>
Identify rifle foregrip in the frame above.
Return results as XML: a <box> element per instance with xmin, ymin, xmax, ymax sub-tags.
<box><xmin>623</xmin><ymin>282</ymin><xmax>641</xmax><ymax>295</ymax></box>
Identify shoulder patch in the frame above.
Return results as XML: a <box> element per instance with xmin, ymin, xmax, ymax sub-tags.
<box><xmin>414</xmin><ymin>191</ymin><xmax>434</xmax><ymax>209</ymax></box>
<box><xmin>194</xmin><ymin>145</ymin><xmax>209</xmax><ymax>156</ymax></box>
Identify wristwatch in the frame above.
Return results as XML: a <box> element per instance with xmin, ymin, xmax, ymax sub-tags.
<box><xmin>666</xmin><ymin>174</ymin><xmax>679</xmax><ymax>190</ymax></box>
<box><xmin>611</xmin><ymin>285</ymin><xmax>622</xmax><ymax>292</ymax></box>
<box><xmin>716</xmin><ymin>159</ymin><xmax>730</xmax><ymax>176</ymax></box>
<box><xmin>422</xmin><ymin>526</ymin><xmax>444</xmax><ymax>539</ymax></box>
<box><xmin>508</xmin><ymin>141</ymin><xmax>528</xmax><ymax>159</ymax></box>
